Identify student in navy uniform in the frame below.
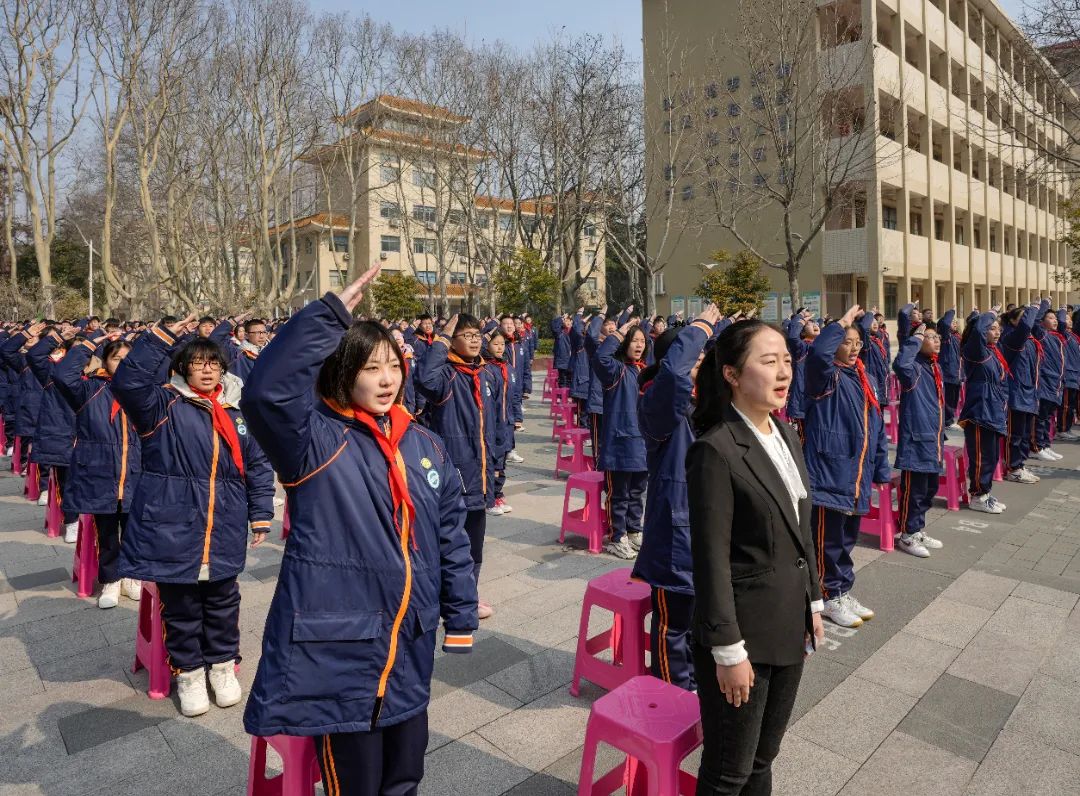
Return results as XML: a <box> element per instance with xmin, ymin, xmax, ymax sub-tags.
<box><xmin>0</xmin><ymin>321</ymin><xmax>50</xmax><ymax>478</ymax></box>
<box><xmin>499</xmin><ymin>314</ymin><xmax>527</xmax><ymax>453</ymax></box>
<box><xmin>241</xmin><ymin>267</ymin><xmax>477</xmax><ymax>796</ymax></box>
<box><xmin>568</xmin><ymin>307</ymin><xmax>594</xmax><ymax>425</ymax></box>
<box><xmin>417</xmin><ymin>312</ymin><xmax>497</xmax><ymax>620</ymax></box>
<box><xmin>584</xmin><ymin>310</ymin><xmax>613</xmax><ymax>458</ymax></box>
<box><xmin>230</xmin><ymin>317</ymin><xmax>269</xmax><ymax>382</ymax></box>
<box><xmin>54</xmin><ymin>333</ymin><xmax>143</xmax><ymax>608</ymax></box>
<box><xmin>112</xmin><ymin>313</ymin><xmax>275</xmax><ymax>718</ymax></box>
<box><xmin>857</xmin><ymin>307</ymin><xmax>890</xmax><ymax>405</ymax></box>
<box><xmin>892</xmin><ymin>304</ymin><xmax>946</xmax><ymax>558</ymax></box>
<box><xmin>961</xmin><ymin>306</ymin><xmax>1012</xmax><ymax>512</ymax></box>
<box><xmin>1001</xmin><ymin>301</ymin><xmax>1042</xmax><ymax>480</ymax></box>
<box><xmin>405</xmin><ymin>313</ymin><xmax>436</xmax><ymax>417</ymax></box>
<box><xmin>633</xmin><ymin>305</ymin><xmax>720</xmax><ymax>692</ymax></box>
<box><xmin>26</xmin><ymin>324</ymin><xmax>80</xmax><ymax>539</ymax></box>
<box><xmin>483</xmin><ymin>329</ymin><xmax>514</xmax><ymax>517</ymax></box>
<box><xmin>1033</xmin><ymin>304</ymin><xmax>1066</xmax><ymax>461</ymax></box>
<box><xmin>937</xmin><ymin>309</ymin><xmax>964</xmax><ymax>429</ymax></box>
<box><xmin>593</xmin><ymin>318</ymin><xmax>649</xmax><ymax>560</ymax></box>
<box><xmin>1060</xmin><ymin>309</ymin><xmax>1080</xmax><ymax>441</ymax></box>
<box><xmin>552</xmin><ymin>314</ymin><xmax>572</xmax><ymax>388</ymax></box>
<box><xmin>390</xmin><ymin>328</ymin><xmax>417</xmax><ymax>414</ymax></box>
<box><xmin>516</xmin><ymin>316</ymin><xmax>534</xmax><ymax>400</ymax></box>
<box><xmin>804</xmin><ymin>305</ymin><xmax>891</xmax><ymax>629</ymax></box>
<box><xmin>784</xmin><ymin>309</ymin><xmax>819</xmax><ymax>441</ymax></box>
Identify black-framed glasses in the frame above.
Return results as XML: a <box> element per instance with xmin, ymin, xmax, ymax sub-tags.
<box><xmin>454</xmin><ymin>332</ymin><xmax>482</xmax><ymax>342</ymax></box>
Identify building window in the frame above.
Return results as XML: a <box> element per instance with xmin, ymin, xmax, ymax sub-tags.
<box><xmin>477</xmin><ymin>214</ymin><xmax>490</xmax><ymax>229</ymax></box>
<box><xmin>304</xmin><ymin>238</ymin><xmax>313</xmax><ymax>255</ymax></box>
<box><xmin>380</xmin><ymin>201</ymin><xmax>401</xmax><ymax>219</ymax></box>
<box><xmin>726</xmin><ymin>76</ymin><xmax>741</xmax><ymax>91</ymax></box>
<box><xmin>728</xmin><ymin>126</ymin><xmax>741</xmax><ymax>142</ymax></box>
<box><xmin>776</xmin><ymin>90</ymin><xmax>791</xmax><ymax>105</ymax></box>
<box><xmin>776</xmin><ymin>62</ymin><xmax>792</xmax><ymax>78</ymax></box>
<box><xmin>752</xmin><ymin>95</ymin><xmax>766</xmax><ymax>110</ymax></box>
<box><xmin>586</xmin><ymin>277</ymin><xmax>598</xmax><ymax>290</ymax></box>
<box><xmin>380</xmin><ymin>164</ymin><xmax>400</xmax><ymax>183</ymax></box>
<box><xmin>682</xmin><ymin>185</ymin><xmax>694</xmax><ymax>201</ymax></box>
<box><xmin>416</xmin><ymin>270</ymin><xmax>437</xmax><ymax>285</ymax></box>
<box><xmin>728</xmin><ymin>103</ymin><xmax>742</xmax><ymax>117</ymax></box>
<box><xmin>449</xmin><ymin>272</ymin><xmax>467</xmax><ymax>284</ymax></box>
<box><xmin>954</xmin><ymin>224</ymin><xmax>965</xmax><ymax>245</ymax></box>
<box><xmin>663</xmin><ymin>119</ymin><xmax>672</xmax><ymax>133</ymax></box>
<box><xmin>413</xmin><ymin>237</ymin><xmax>437</xmax><ymax>254</ymax></box>
<box><xmin>778</xmin><ymin>114</ymin><xmax>790</xmax><ymax>133</ymax></box>
<box><xmin>662</xmin><ymin>96</ymin><xmax>673</xmax><ymax>110</ymax></box>
<box><xmin>380</xmin><ymin>235</ymin><xmax>400</xmax><ymax>253</ymax></box>
<box><xmin>413</xmin><ymin>166</ymin><xmax>437</xmax><ymax>189</ymax></box>
<box><xmin>449</xmin><ymin>238</ymin><xmax>468</xmax><ymax>255</ymax></box>
<box><xmin>412</xmin><ymin>205</ymin><xmax>437</xmax><ymax>224</ymax></box>
<box><xmin>989</xmin><ymin>232</ymin><xmax>998</xmax><ymax>252</ymax></box>
<box><xmin>753</xmin><ymin>174</ymin><xmax>768</xmax><ymax>187</ymax></box>
<box><xmin>705</xmin><ymin>83</ymin><xmax>719</xmax><ymax>99</ymax></box>
<box><xmin>753</xmin><ymin>146</ymin><xmax>766</xmax><ymax>162</ymax></box>
<box><xmin>727</xmin><ymin>177</ymin><xmax>740</xmax><ymax>192</ymax></box>
<box><xmin>447</xmin><ymin>209</ymin><xmax>466</xmax><ymax>225</ymax></box>
<box><xmin>584</xmin><ymin>222</ymin><xmax>597</xmax><ymax>239</ymax></box>
<box><xmin>729</xmin><ymin>151</ymin><xmax>741</xmax><ymax>167</ymax></box>
<box><xmin>935</xmin><ymin>218</ymin><xmax>945</xmax><ymax>240</ymax></box>
<box><xmin>498</xmin><ymin>214</ymin><xmax>513</xmax><ymax>231</ymax></box>
<box><xmin>882</xmin><ymin>205</ymin><xmax>898</xmax><ymax>230</ymax></box>
<box><xmin>331</xmin><ymin>234</ymin><xmax>349</xmax><ymax>252</ymax></box>
<box><xmin>681</xmin><ymin>114</ymin><xmax>693</xmax><ymax>129</ymax></box>
<box><xmin>328</xmin><ymin>270</ymin><xmax>347</xmax><ymax>288</ymax></box>
<box><xmin>884</xmin><ymin>282</ymin><xmax>898</xmax><ymax>317</ymax></box>
<box><xmin>705</xmin><ymin>106</ymin><xmax>719</xmax><ymax>118</ymax></box>
<box><xmin>706</xmin><ymin>131</ymin><xmax>721</xmax><ymax>147</ymax></box>
<box><xmin>910</xmin><ymin>213</ymin><xmax>923</xmax><ymax>236</ymax></box>
<box><xmin>586</xmin><ymin>249</ymin><xmax>598</xmax><ymax>265</ymax></box>
<box><xmin>751</xmin><ymin>69</ymin><xmax>766</xmax><ymax>86</ymax></box>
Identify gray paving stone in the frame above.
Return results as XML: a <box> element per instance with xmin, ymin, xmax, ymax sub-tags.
<box><xmin>1010</xmin><ymin>581</ymin><xmax>1079</xmax><ymax>610</ymax></box>
<box><xmin>501</xmin><ymin>773</ymin><xmax>576</xmax><ymax>795</ymax></box>
<box><xmin>982</xmin><ymin>595</ymin><xmax>1071</xmax><ymax>650</ymax></box>
<box><xmin>427</xmin><ymin>679</ymin><xmax>522</xmax><ymax>751</ymax></box>
<box><xmin>484</xmin><ymin>645</ymin><xmax>576</xmax><ymax>704</ymax></box>
<box><xmin>904</xmin><ymin>597</ymin><xmax>993</xmax><ymax>649</ymax></box>
<box><xmin>431</xmin><ymin>636</ymin><xmax>530</xmax><ymax>699</ymax></box>
<box><xmin>0</xmin><ymin>666</ymin><xmax>45</xmax><ymax>709</ymax></box>
<box><xmin>7</xmin><ymin>567</ymin><xmax>70</xmax><ymax>591</ymax></box>
<box><xmin>419</xmin><ymin>732</ymin><xmax>533</xmax><ymax>796</ymax></box>
<box><xmin>897</xmin><ymin>674</ymin><xmax>1017</xmax><ymax>761</ymax></box>
<box><xmin>939</xmin><ymin>570</ymin><xmax>1018</xmax><ymax>611</ymax></box>
<box><xmin>966</xmin><ymin>730</ymin><xmax>1080</xmax><ymax>795</ymax></box>
<box><xmin>771</xmin><ymin>733</ymin><xmax>859</xmax><ymax>796</ymax></box>
<box><xmin>790</xmin><ymin>654</ymin><xmax>853</xmax><ymax>724</ymax></box>
<box><xmin>1038</xmin><ymin>630</ymin><xmax>1080</xmax><ymax>689</ymax></box>
<box><xmin>58</xmin><ymin>692</ymin><xmax>179</xmax><ymax>754</ymax></box>
<box><xmin>1003</xmin><ymin>672</ymin><xmax>1080</xmax><ymax>755</ymax></box>
<box><xmin>947</xmin><ymin>628</ymin><xmax>1043</xmax><ymax>696</ymax></box>
<box><xmin>854</xmin><ymin>630</ymin><xmax>960</xmax><ymax>698</ymax></box>
<box><xmin>837</xmin><ymin>731</ymin><xmax>976</xmax><ymax>795</ymax></box>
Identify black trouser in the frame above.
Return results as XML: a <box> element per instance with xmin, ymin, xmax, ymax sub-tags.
<box><xmin>464</xmin><ymin>509</ymin><xmax>486</xmax><ymax>584</ymax></box>
<box><xmin>317</xmin><ymin>711</ymin><xmax>428</xmax><ymax>796</ymax></box>
<box><xmin>156</xmin><ymin>578</ymin><xmax>241</xmax><ymax>673</ymax></box>
<box><xmin>693</xmin><ymin>645</ymin><xmax>804</xmax><ymax>796</ymax></box>
<box><xmin>944</xmin><ymin>383</ymin><xmax>962</xmax><ymax>426</ymax></box>
<box><xmin>965</xmin><ymin>423</ymin><xmax>1000</xmax><ymax>497</ymax></box>
<box><xmin>589</xmin><ymin>413</ymin><xmax>602</xmax><ymax>461</ymax></box>
<box><xmin>557</xmin><ymin>368</ymin><xmax>572</xmax><ymax>388</ymax></box>
<box><xmin>1035</xmin><ymin>398</ymin><xmax>1058</xmax><ymax>451</ymax></box>
<box><xmin>1007</xmin><ymin>410</ymin><xmax>1035</xmax><ymax>471</ymax></box>
<box><xmin>492</xmin><ymin>453</ymin><xmax>506</xmax><ymax>502</ymax></box>
<box><xmin>53</xmin><ymin>466</ymin><xmax>78</xmax><ymax>523</ymax></box>
<box><xmin>897</xmin><ymin>470</ymin><xmax>938</xmax><ymax>535</ymax></box>
<box><xmin>1058</xmin><ymin>388</ymin><xmax>1077</xmax><ymax>433</ymax></box>
<box><xmin>606</xmin><ymin>470</ymin><xmax>647</xmax><ymax>540</ymax></box>
<box><xmin>94</xmin><ymin>510</ymin><xmax>126</xmax><ymax>584</ymax></box>
<box><xmin>650</xmin><ymin>587</ymin><xmax>696</xmax><ymax>691</ymax></box>
<box><xmin>575</xmin><ymin>397</ymin><xmax>588</xmax><ymax>427</ymax></box>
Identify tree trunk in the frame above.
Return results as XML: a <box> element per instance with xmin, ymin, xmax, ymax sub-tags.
<box><xmin>787</xmin><ymin>264</ymin><xmax>801</xmax><ymax>315</ymax></box>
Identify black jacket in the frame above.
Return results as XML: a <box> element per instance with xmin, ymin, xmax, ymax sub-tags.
<box><xmin>687</xmin><ymin>404</ymin><xmax>822</xmax><ymax>666</ymax></box>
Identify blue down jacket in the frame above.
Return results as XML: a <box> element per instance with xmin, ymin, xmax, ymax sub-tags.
<box><xmin>936</xmin><ymin>310</ymin><xmax>964</xmax><ymax>386</ymax></box>
<box><xmin>960</xmin><ymin>312</ymin><xmax>1010</xmax><ymax>434</ymax></box>
<box><xmin>632</xmin><ymin>319</ymin><xmax>714</xmax><ymax>595</ymax></box>
<box><xmin>570</xmin><ymin>312</ymin><xmax>591</xmax><ymax>400</ymax></box>
<box><xmin>1064</xmin><ymin>310</ymin><xmax>1080</xmax><ymax>391</ymax></box>
<box><xmin>240</xmin><ymin>293</ymin><xmax>477</xmax><ymax>736</ymax></box>
<box><xmin>858</xmin><ymin>312</ymin><xmax>890</xmax><ymax>405</ymax></box>
<box><xmin>112</xmin><ymin>327</ymin><xmax>275</xmax><ymax>583</ymax></box>
<box><xmin>1003</xmin><ymin>302</ymin><xmax>1042</xmax><ymax>414</ymax></box>
<box><xmin>0</xmin><ymin>331</ymin><xmax>43</xmax><ymax>440</ymax></box>
<box><xmin>785</xmin><ymin>316</ymin><xmax>812</xmax><ymax>420</ymax></box>
<box><xmin>552</xmin><ymin>317</ymin><xmax>571</xmax><ymax>371</ymax></box>
<box><xmin>53</xmin><ymin>340</ymin><xmax>142</xmax><ymax>515</ymax></box>
<box><xmin>892</xmin><ymin>305</ymin><xmax>944</xmax><ymax>474</ymax></box>
<box><xmin>1035</xmin><ymin>319</ymin><xmax>1065</xmax><ymax>406</ymax></box>
<box><xmin>27</xmin><ymin>335</ymin><xmax>76</xmax><ymax>468</ymax></box>
<box><xmin>593</xmin><ymin>332</ymin><xmax>647</xmax><ymax>473</ymax></box>
<box><xmin>804</xmin><ymin>322</ymin><xmax>891</xmax><ymax>514</ymax></box>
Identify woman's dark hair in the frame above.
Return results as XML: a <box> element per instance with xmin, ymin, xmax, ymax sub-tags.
<box><xmin>1002</xmin><ymin>307</ymin><xmax>1024</xmax><ymax>327</ymax></box>
<box><xmin>317</xmin><ymin>321</ymin><xmax>405</xmax><ymax>407</ymax></box>
<box><xmin>102</xmin><ymin>339</ymin><xmax>132</xmax><ymax>363</ymax></box>
<box><xmin>692</xmin><ymin>319</ymin><xmax>778</xmax><ymax>435</ymax></box>
<box><xmin>614</xmin><ymin>326</ymin><xmax>647</xmax><ymax>362</ymax></box>
<box><xmin>171</xmin><ymin>337</ymin><xmax>230</xmax><ymax>378</ymax></box>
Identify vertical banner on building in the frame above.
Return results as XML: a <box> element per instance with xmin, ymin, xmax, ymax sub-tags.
<box><xmin>761</xmin><ymin>293</ymin><xmax>780</xmax><ymax>322</ymax></box>
<box><xmin>671</xmin><ymin>296</ymin><xmax>686</xmax><ymax>317</ymax></box>
<box><xmin>781</xmin><ymin>295</ymin><xmax>793</xmax><ymax>319</ymax></box>
<box><xmin>687</xmin><ymin>296</ymin><xmax>703</xmax><ymax>318</ymax></box>
<box><xmin>802</xmin><ymin>291</ymin><xmax>822</xmax><ymax>317</ymax></box>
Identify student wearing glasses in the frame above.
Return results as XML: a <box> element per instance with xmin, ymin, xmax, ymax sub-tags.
<box><xmin>112</xmin><ymin>315</ymin><xmax>275</xmax><ymax>718</ymax></box>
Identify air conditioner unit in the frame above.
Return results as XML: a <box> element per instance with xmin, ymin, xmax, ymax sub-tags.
<box><xmin>379</xmin><ymin>252</ymin><xmax>388</xmax><ymax>261</ymax></box>
<box><xmin>425</xmin><ymin>222</ymin><xmax>437</xmax><ymax>232</ymax></box>
<box><xmin>389</xmin><ymin>219</ymin><xmax>400</xmax><ymax>228</ymax></box>
<box><xmin>343</xmin><ymin>253</ymin><xmax>351</xmax><ymax>261</ymax></box>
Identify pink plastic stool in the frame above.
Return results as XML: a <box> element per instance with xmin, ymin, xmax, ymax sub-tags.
<box><xmin>578</xmin><ymin>676</ymin><xmax>701</xmax><ymax>796</ymax></box>
<box><xmin>23</xmin><ymin>461</ymin><xmax>41</xmax><ymax>503</ymax></box>
<box><xmin>859</xmin><ymin>480</ymin><xmax>896</xmax><ymax>552</ymax></box>
<box><xmin>0</xmin><ymin>417</ymin><xmax>7</xmax><ymax>453</ymax></box>
<box><xmin>132</xmin><ymin>581</ymin><xmax>172</xmax><ymax>699</ymax></box>
<box><xmin>44</xmin><ymin>469</ymin><xmax>62</xmax><ymax>538</ymax></box>
<box><xmin>281</xmin><ymin>502</ymin><xmax>291</xmax><ymax>540</ymax></box>
<box><xmin>72</xmin><ymin>515</ymin><xmax>99</xmax><ymax>597</ymax></box>
<box><xmin>885</xmin><ymin>402</ymin><xmax>900</xmax><ymax>445</ymax></box>
<box><xmin>552</xmin><ymin>402</ymin><xmax>576</xmax><ymax>440</ymax></box>
<box><xmin>10</xmin><ymin>435</ymin><xmax>22</xmax><ymax>474</ymax></box>
<box><xmin>247</xmin><ymin>735</ymin><xmax>321</xmax><ymax>796</ymax></box>
<box><xmin>993</xmin><ymin>438</ymin><xmax>1005</xmax><ymax>482</ymax></box>
<box><xmin>561</xmin><ymin>471</ymin><xmax>609</xmax><ymax>554</ymax></box>
<box><xmin>551</xmin><ymin>387</ymin><xmax>571</xmax><ymax>418</ymax></box>
<box><xmin>938</xmin><ymin>445</ymin><xmax>969</xmax><ymax>511</ymax></box>
<box><xmin>555</xmin><ymin>428</ymin><xmax>595</xmax><ymax>478</ymax></box>
<box><xmin>542</xmin><ymin>370</ymin><xmax>558</xmax><ymax>402</ymax></box>
<box><xmin>570</xmin><ymin>568</ymin><xmax>651</xmax><ymax>697</ymax></box>
<box><xmin>887</xmin><ymin>374</ymin><xmax>900</xmax><ymax>404</ymax></box>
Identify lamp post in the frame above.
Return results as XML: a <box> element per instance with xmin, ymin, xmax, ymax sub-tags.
<box><xmin>70</xmin><ymin>222</ymin><xmax>94</xmax><ymax>315</ymax></box>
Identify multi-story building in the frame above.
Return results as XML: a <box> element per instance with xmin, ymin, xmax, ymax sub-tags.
<box><xmin>643</xmin><ymin>0</ymin><xmax>1074</xmax><ymax>321</ymax></box>
<box><xmin>272</xmin><ymin>95</ymin><xmax>606</xmax><ymax>314</ymax></box>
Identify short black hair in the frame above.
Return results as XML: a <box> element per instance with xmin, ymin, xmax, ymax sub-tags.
<box><xmin>104</xmin><ymin>318</ymin><xmax>120</xmax><ymax>328</ymax></box>
<box><xmin>87</xmin><ymin>315</ymin><xmax>100</xmax><ymax>323</ymax></box>
<box><xmin>198</xmin><ymin>316</ymin><xmax>215</xmax><ymax>325</ymax></box>
<box><xmin>317</xmin><ymin>321</ymin><xmax>405</xmax><ymax>406</ymax></box>
<box><xmin>499</xmin><ymin>314</ymin><xmax>515</xmax><ymax>323</ymax></box>
<box><xmin>102</xmin><ymin>339</ymin><xmax>132</xmax><ymax>362</ymax></box>
<box><xmin>244</xmin><ymin>318</ymin><xmax>267</xmax><ymax>333</ymax></box>
<box><xmin>455</xmin><ymin>313</ymin><xmax>481</xmax><ymax>333</ymax></box>
<box><xmin>417</xmin><ymin>313</ymin><xmax>432</xmax><ymax>322</ymax></box>
<box><xmin>171</xmin><ymin>337</ymin><xmax>230</xmax><ymax>377</ymax></box>
<box><xmin>614</xmin><ymin>326</ymin><xmax>647</xmax><ymax>362</ymax></box>
<box><xmin>159</xmin><ymin>315</ymin><xmax>178</xmax><ymax>326</ymax></box>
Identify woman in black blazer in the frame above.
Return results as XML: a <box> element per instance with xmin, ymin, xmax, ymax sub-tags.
<box><xmin>687</xmin><ymin>319</ymin><xmax>825</xmax><ymax>795</ymax></box>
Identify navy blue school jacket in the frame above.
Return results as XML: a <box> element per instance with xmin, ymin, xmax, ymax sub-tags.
<box><xmin>1002</xmin><ymin>303</ymin><xmax>1041</xmax><ymax>414</ymax></box>
<box><xmin>959</xmin><ymin>312</ymin><xmax>1009</xmax><ymax>434</ymax></box>
<box><xmin>584</xmin><ymin>316</ymin><xmax>605</xmax><ymax>416</ymax></box>
<box><xmin>1035</xmin><ymin>321</ymin><xmax>1065</xmax><ymax>406</ymax></box>
<box><xmin>1064</xmin><ymin>310</ymin><xmax>1080</xmax><ymax>390</ymax></box>
<box><xmin>804</xmin><ymin>322</ymin><xmax>891</xmax><ymax>514</ymax></box>
<box><xmin>892</xmin><ymin>306</ymin><xmax>944</xmax><ymax>473</ymax></box>
<box><xmin>785</xmin><ymin>316</ymin><xmax>811</xmax><ymax>420</ymax></box>
<box><xmin>857</xmin><ymin>312</ymin><xmax>890</xmax><ymax>404</ymax></box>
<box><xmin>632</xmin><ymin>320</ymin><xmax>714</xmax><ymax>595</ymax></box>
<box><xmin>230</xmin><ymin>345</ymin><xmax>260</xmax><ymax>383</ymax></box>
<box><xmin>405</xmin><ymin>328</ymin><xmax>435</xmax><ymax>413</ymax></box>
<box><xmin>552</xmin><ymin>318</ymin><xmax>571</xmax><ymax>370</ymax></box>
<box><xmin>26</xmin><ymin>336</ymin><xmax>77</xmax><ymax>468</ymax></box>
<box><xmin>593</xmin><ymin>332</ymin><xmax>647</xmax><ymax>473</ymax></box>
<box><xmin>483</xmin><ymin>356</ymin><xmax>514</xmax><ymax>459</ymax></box>
<box><xmin>417</xmin><ymin>335</ymin><xmax>497</xmax><ymax>512</ymax></box>
<box><xmin>569</xmin><ymin>313</ymin><xmax>592</xmax><ymax>400</ymax></box>
<box><xmin>53</xmin><ymin>341</ymin><xmax>142</xmax><ymax>514</ymax></box>
<box><xmin>240</xmin><ymin>294</ymin><xmax>477</xmax><ymax>736</ymax></box>
<box><xmin>112</xmin><ymin>328</ymin><xmax>275</xmax><ymax>583</ymax></box>
<box><xmin>936</xmin><ymin>310</ymin><xmax>964</xmax><ymax>386</ymax></box>
<box><xmin>0</xmin><ymin>332</ymin><xmax>43</xmax><ymax>440</ymax></box>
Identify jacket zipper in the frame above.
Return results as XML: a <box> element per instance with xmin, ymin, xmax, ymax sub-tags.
<box><xmin>201</xmin><ymin>429</ymin><xmax>220</xmax><ymax>569</ymax></box>
<box><xmin>117</xmin><ymin>409</ymin><xmax>129</xmax><ymax>502</ymax></box>
<box><xmin>853</xmin><ymin>395</ymin><xmax>870</xmax><ymax>502</ymax></box>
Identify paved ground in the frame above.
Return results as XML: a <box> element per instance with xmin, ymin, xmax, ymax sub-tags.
<box><xmin>2</xmin><ymin>387</ymin><xmax>1080</xmax><ymax>795</ymax></box>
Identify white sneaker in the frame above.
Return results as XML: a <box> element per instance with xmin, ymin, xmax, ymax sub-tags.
<box><xmin>915</xmin><ymin>531</ymin><xmax>943</xmax><ymax>549</ymax></box>
<box><xmin>1006</xmin><ymin>468</ymin><xmax>1040</xmax><ymax>484</ymax></box>
<box><xmin>97</xmin><ymin>581</ymin><xmax>121</xmax><ymax>609</ymax></box>
<box><xmin>1047</xmin><ymin>448</ymin><xmax>1064</xmax><ymax>460</ymax></box>
<box><xmin>4</xmin><ymin>447</ymin><xmax>12</xmax><ymax>457</ymax></box>
<box><xmin>822</xmin><ymin>597</ymin><xmax>863</xmax><ymax>628</ymax></box>
<box><xmin>627</xmin><ymin>531</ymin><xmax>643</xmax><ymax>550</ymax></box>
<box><xmin>207</xmin><ymin>661</ymin><xmax>242</xmax><ymax>708</ymax></box>
<box><xmin>603</xmin><ymin>537</ymin><xmax>637</xmax><ymax>560</ymax></box>
<box><xmin>1058</xmin><ymin>431</ymin><xmax>1079</xmax><ymax>441</ymax></box>
<box><xmin>1035</xmin><ymin>449</ymin><xmax>1059</xmax><ymax>462</ymax></box>
<box><xmin>988</xmin><ymin>495</ymin><xmax>1007</xmax><ymax>512</ymax></box>
<box><xmin>121</xmin><ymin>578</ymin><xmax>142</xmax><ymax>601</ymax></box>
<box><xmin>507</xmin><ymin>450</ymin><xmax>524</xmax><ymax>464</ymax></box>
<box><xmin>898</xmin><ymin>533</ymin><xmax>930</xmax><ymax>558</ymax></box>
<box><xmin>970</xmin><ymin>493</ymin><xmax>1003</xmax><ymax>514</ymax></box>
<box><xmin>495</xmin><ymin>498</ymin><xmax>512</xmax><ymax>513</ymax></box>
<box><xmin>63</xmin><ymin>521</ymin><xmax>79</xmax><ymax>544</ymax></box>
<box><xmin>177</xmin><ymin>669</ymin><xmax>210</xmax><ymax>716</ymax></box>
<box><xmin>947</xmin><ymin>423</ymin><xmax>962</xmax><ymax>432</ymax></box>
<box><xmin>841</xmin><ymin>592</ymin><xmax>875</xmax><ymax>621</ymax></box>
<box><xmin>486</xmin><ymin>503</ymin><xmax>504</xmax><ymax>516</ymax></box>
<box><xmin>272</xmin><ymin>496</ymin><xmax>285</xmax><ymax>507</ymax></box>
<box><xmin>36</xmin><ymin>493</ymin><xmax>48</xmax><ymax>506</ymax></box>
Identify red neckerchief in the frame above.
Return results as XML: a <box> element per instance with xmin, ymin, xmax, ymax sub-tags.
<box><xmin>870</xmin><ymin>335</ymin><xmax>886</xmax><ymax>358</ymax></box>
<box><xmin>347</xmin><ymin>403</ymin><xmax>417</xmax><ymax>550</ymax></box>
<box><xmin>852</xmin><ymin>359</ymin><xmax>882</xmax><ymax>413</ymax></box>
<box><xmin>638</xmin><ymin>378</ymin><xmax>653</xmax><ymax>396</ymax></box>
<box><xmin>190</xmin><ymin>384</ymin><xmax>245</xmax><ymax>477</ymax></box>
<box><xmin>1050</xmin><ymin>330</ymin><xmax>1067</xmax><ymax>346</ymax></box>
<box><xmin>484</xmin><ymin>354</ymin><xmax>509</xmax><ymax>398</ymax></box>
<box><xmin>627</xmin><ymin>358</ymin><xmax>645</xmax><ymax>373</ymax></box>
<box><xmin>992</xmin><ymin>346</ymin><xmax>1011</xmax><ymax>378</ymax></box>
<box><xmin>448</xmin><ymin>351</ymin><xmax>485</xmax><ymax>415</ymax></box>
<box><xmin>95</xmin><ymin>368</ymin><xmax>124</xmax><ymax>422</ymax></box>
<box><xmin>422</xmin><ymin>332</ymin><xmax>434</xmax><ymax>345</ymax></box>
<box><xmin>928</xmin><ymin>353</ymin><xmax>944</xmax><ymax>403</ymax></box>
<box><xmin>1030</xmin><ymin>334</ymin><xmax>1044</xmax><ymax>361</ymax></box>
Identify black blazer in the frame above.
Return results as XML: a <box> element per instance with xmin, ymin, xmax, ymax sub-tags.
<box><xmin>687</xmin><ymin>404</ymin><xmax>822</xmax><ymax>666</ymax></box>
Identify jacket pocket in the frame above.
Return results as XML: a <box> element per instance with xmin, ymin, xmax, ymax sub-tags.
<box><xmin>410</xmin><ymin>603</ymin><xmax>441</xmax><ymax>639</ymax></box>
<box><xmin>670</xmin><ymin>508</ymin><xmax>692</xmax><ymax>572</ymax></box>
<box><xmin>285</xmin><ymin>611</ymin><xmax>385</xmax><ymax>700</ymax></box>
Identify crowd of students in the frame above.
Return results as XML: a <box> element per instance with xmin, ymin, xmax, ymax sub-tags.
<box><xmin>4</xmin><ymin>270</ymin><xmax>1076</xmax><ymax>795</ymax></box>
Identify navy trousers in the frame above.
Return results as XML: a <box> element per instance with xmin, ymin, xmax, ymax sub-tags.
<box><xmin>492</xmin><ymin>452</ymin><xmax>507</xmax><ymax>503</ymax></box>
<box><xmin>53</xmin><ymin>465</ymin><xmax>78</xmax><ymax>523</ymax></box>
<box><xmin>965</xmin><ymin>423</ymin><xmax>1000</xmax><ymax>496</ymax></box>
<box><xmin>557</xmin><ymin>368</ymin><xmax>572</xmax><ymax>388</ymax></box>
<box><xmin>93</xmin><ymin>510</ymin><xmax>126</xmax><ymax>584</ymax></box>
<box><xmin>813</xmin><ymin>505</ymin><xmax>861</xmax><ymax>600</ymax></box>
<box><xmin>897</xmin><ymin>470</ymin><xmax>938</xmax><ymax>534</ymax></box>
<box><xmin>1058</xmin><ymin>388</ymin><xmax>1077</xmax><ymax>432</ymax></box>
<box><xmin>156</xmin><ymin>578</ymin><xmax>241</xmax><ymax>673</ymax></box>
<box><xmin>1035</xmin><ymin>398</ymin><xmax>1058</xmax><ymax>451</ymax></box>
<box><xmin>606</xmin><ymin>470</ymin><xmax>647</xmax><ymax>540</ymax></box>
<box><xmin>944</xmin><ymin>383</ymin><xmax>962</xmax><ymax>426</ymax></box>
<box><xmin>1008</xmin><ymin>410</ymin><xmax>1035</xmax><ymax>471</ymax></box>
<box><xmin>318</xmin><ymin>710</ymin><xmax>428</xmax><ymax>796</ymax></box>
<box><xmin>589</xmin><ymin>413</ymin><xmax>602</xmax><ymax>461</ymax></box>
<box><xmin>464</xmin><ymin>509</ymin><xmax>486</xmax><ymax>583</ymax></box>
<box><xmin>650</xmin><ymin>587</ymin><xmax>696</xmax><ymax>691</ymax></box>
